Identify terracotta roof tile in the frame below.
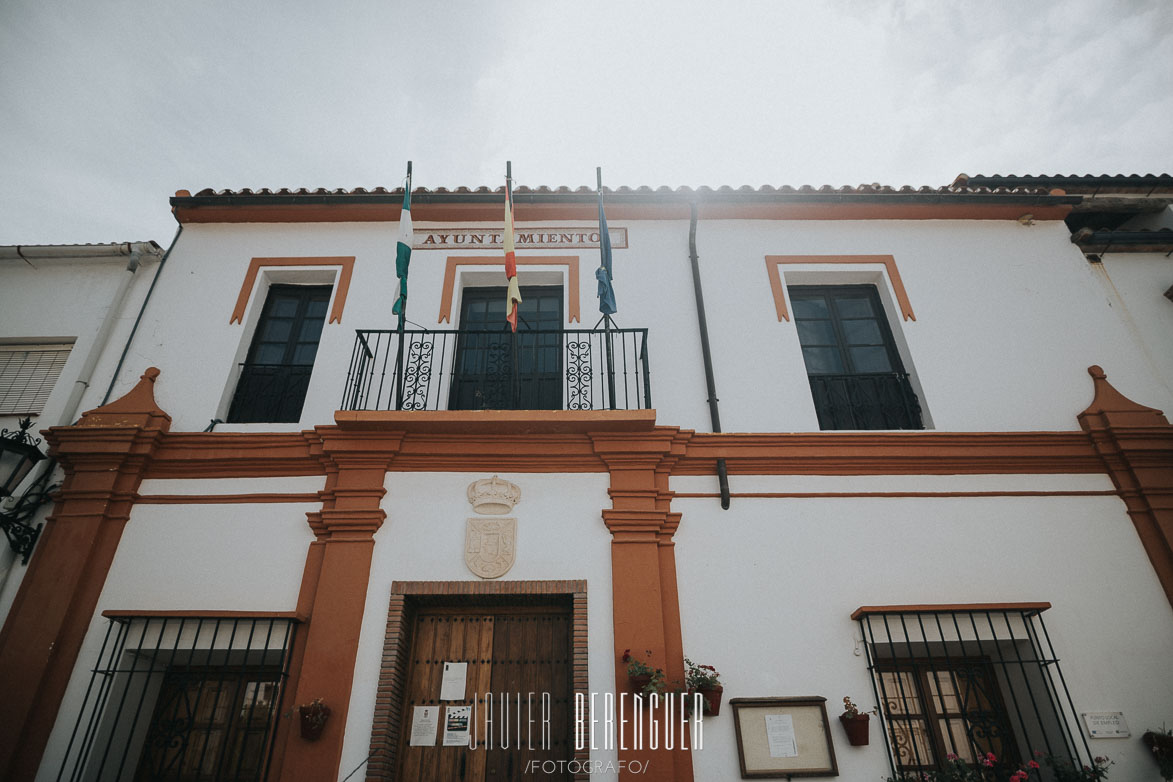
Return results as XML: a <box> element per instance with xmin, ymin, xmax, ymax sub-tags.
<box><xmin>175</xmin><ymin>182</ymin><xmax>1075</xmax><ymax>201</ymax></box>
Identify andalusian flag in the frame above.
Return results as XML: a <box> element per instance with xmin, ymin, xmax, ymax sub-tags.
<box><xmin>391</xmin><ymin>167</ymin><xmax>413</xmax><ymax>326</ymax></box>
<box><xmin>504</xmin><ymin>175</ymin><xmax>522</xmax><ymax>332</ymax></box>
<box><xmin>596</xmin><ymin>176</ymin><xmax>617</xmax><ymax>316</ymax></box>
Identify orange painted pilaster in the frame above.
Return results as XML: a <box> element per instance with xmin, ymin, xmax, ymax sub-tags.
<box><xmin>1078</xmin><ymin>365</ymin><xmax>1173</xmax><ymax>608</ymax></box>
<box><xmin>0</xmin><ymin>369</ymin><xmax>171</xmax><ymax>781</ymax></box>
<box><xmin>593</xmin><ymin>429</ymin><xmax>694</xmax><ymax>782</ymax></box>
<box><xmin>274</xmin><ymin>430</ymin><xmax>401</xmax><ymax>782</ymax></box>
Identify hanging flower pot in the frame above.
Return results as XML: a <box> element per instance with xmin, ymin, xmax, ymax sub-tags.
<box><xmin>622</xmin><ymin>649</ymin><xmax>665</xmax><ymax>695</ymax></box>
<box><xmin>839</xmin><ymin>697</ymin><xmax>872</xmax><ymax>746</ymax></box>
<box><xmin>298</xmin><ymin>698</ymin><xmax>331</xmax><ymax>741</ymax></box>
<box><xmin>839</xmin><ymin>713</ymin><xmax>869</xmax><ymax>745</ymax></box>
<box><xmin>696</xmin><ymin>685</ymin><xmax>724</xmax><ymax>717</ymax></box>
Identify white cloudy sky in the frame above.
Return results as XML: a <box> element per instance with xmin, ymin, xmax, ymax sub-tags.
<box><xmin>2</xmin><ymin>0</ymin><xmax>1171</xmax><ymax>245</ymax></box>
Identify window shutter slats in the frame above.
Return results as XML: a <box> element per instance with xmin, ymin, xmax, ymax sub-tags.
<box><xmin>0</xmin><ymin>345</ymin><xmax>72</xmax><ymax>415</ymax></box>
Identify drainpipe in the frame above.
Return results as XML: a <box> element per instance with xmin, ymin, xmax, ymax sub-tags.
<box><xmin>101</xmin><ymin>224</ymin><xmax>182</xmax><ymax>405</ymax></box>
<box><xmin>57</xmin><ymin>241</ymin><xmax>162</xmax><ymax>424</ymax></box>
<box><xmin>687</xmin><ymin>202</ymin><xmax>731</xmax><ymax>509</ymax></box>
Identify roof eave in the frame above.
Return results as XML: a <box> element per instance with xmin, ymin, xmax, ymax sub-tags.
<box><xmin>169</xmin><ymin>190</ymin><xmax>1079</xmax><ymax>225</ymax></box>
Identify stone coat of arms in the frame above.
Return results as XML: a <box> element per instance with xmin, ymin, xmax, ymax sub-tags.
<box><xmin>464</xmin><ymin>475</ymin><xmax>520</xmax><ymax>579</ymax></box>
<box><xmin>464</xmin><ymin>517</ymin><xmax>516</xmax><ymax>579</ymax></box>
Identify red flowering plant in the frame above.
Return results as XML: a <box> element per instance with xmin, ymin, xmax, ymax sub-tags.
<box><xmin>684</xmin><ymin>658</ymin><xmax>721</xmax><ymax>691</ymax></box>
<box><xmin>885</xmin><ymin>751</ymin><xmax>1111</xmax><ymax>782</ymax></box>
<box><xmin>621</xmin><ymin>649</ymin><xmax>665</xmax><ymax>695</ymax></box>
<box><xmin>1040</xmin><ymin>750</ymin><xmax>1112</xmax><ymax>782</ymax></box>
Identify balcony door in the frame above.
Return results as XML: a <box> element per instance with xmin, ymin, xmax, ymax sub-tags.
<box><xmin>790</xmin><ymin>285</ymin><xmax>923</xmax><ymax>430</ymax></box>
<box><xmin>449</xmin><ymin>286</ymin><xmax>563</xmax><ymax>410</ymax></box>
<box><xmin>227</xmin><ymin>284</ymin><xmax>331</xmax><ymax>423</ymax></box>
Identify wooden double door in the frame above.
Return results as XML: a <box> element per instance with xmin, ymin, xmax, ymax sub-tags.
<box><xmin>395</xmin><ymin>604</ymin><xmax>572</xmax><ymax>781</ymax></box>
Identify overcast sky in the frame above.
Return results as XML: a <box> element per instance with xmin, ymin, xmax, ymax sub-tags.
<box><xmin>2</xmin><ymin>0</ymin><xmax>1170</xmax><ymax>246</ymax></box>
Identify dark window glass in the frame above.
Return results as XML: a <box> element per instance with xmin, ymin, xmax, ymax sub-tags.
<box><xmin>789</xmin><ymin>285</ymin><xmax>923</xmax><ymax>430</ymax></box>
<box><xmin>227</xmin><ymin>285</ymin><xmax>332</xmax><ymax>423</ymax></box>
<box><xmin>876</xmin><ymin>660</ymin><xmax>1019</xmax><ymax>774</ymax></box>
<box><xmin>135</xmin><ymin>667</ymin><xmax>281</xmax><ymax>782</ymax></box>
<box><xmin>449</xmin><ymin>286</ymin><xmax>563</xmax><ymax>410</ymax></box>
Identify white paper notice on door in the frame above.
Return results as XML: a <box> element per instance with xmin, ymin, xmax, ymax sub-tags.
<box><xmin>440</xmin><ymin>662</ymin><xmax>468</xmax><ymax>701</ymax></box>
<box><xmin>443</xmin><ymin>705</ymin><xmax>473</xmax><ymax>746</ymax></box>
<box><xmin>409</xmin><ymin>705</ymin><xmax>440</xmax><ymax>746</ymax></box>
<box><xmin>764</xmin><ymin>713</ymin><xmax>798</xmax><ymax>758</ymax></box>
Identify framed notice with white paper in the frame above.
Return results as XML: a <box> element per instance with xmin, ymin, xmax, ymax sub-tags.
<box><xmin>730</xmin><ymin>697</ymin><xmax>838</xmax><ymax>778</ymax></box>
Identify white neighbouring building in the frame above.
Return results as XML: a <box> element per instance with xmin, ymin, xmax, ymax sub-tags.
<box><xmin>0</xmin><ymin>176</ymin><xmax>1170</xmax><ymax>782</ymax></box>
<box><xmin>0</xmin><ymin>241</ymin><xmax>163</xmax><ymax>595</ymax></box>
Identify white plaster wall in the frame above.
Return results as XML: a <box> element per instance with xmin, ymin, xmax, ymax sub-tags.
<box><xmin>1097</xmin><ymin>253</ymin><xmax>1173</xmax><ymax>395</ymax></box>
<box><xmin>0</xmin><ymin>254</ymin><xmax>161</xmax><ymax>429</ymax></box>
<box><xmin>690</xmin><ymin>218</ymin><xmax>1173</xmax><ymax>432</ymax></box>
<box><xmin>111</xmin><ymin>217</ymin><xmax>1172</xmax><ymax>438</ymax></box>
<box><xmin>671</xmin><ymin>474</ymin><xmax>1173</xmax><ymax>781</ymax></box>
<box><xmin>35</xmin><ymin>497</ymin><xmax>316</xmax><ymax>781</ymax></box>
<box><xmin>340</xmin><ymin>471</ymin><xmax>618</xmax><ymax>780</ymax></box>
<box><xmin>0</xmin><ymin>252</ymin><xmax>161</xmax><ymax>629</ymax></box>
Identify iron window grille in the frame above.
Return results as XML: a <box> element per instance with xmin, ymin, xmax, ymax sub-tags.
<box><xmin>56</xmin><ymin>613</ymin><xmax>299</xmax><ymax>782</ymax></box>
<box><xmin>854</xmin><ymin>604</ymin><xmax>1093</xmax><ymax>780</ymax></box>
<box><xmin>0</xmin><ymin>343</ymin><xmax>72</xmax><ymax>415</ymax></box>
<box><xmin>789</xmin><ymin>285</ymin><xmax>923</xmax><ymax>430</ymax></box>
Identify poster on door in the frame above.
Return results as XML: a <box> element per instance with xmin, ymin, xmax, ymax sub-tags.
<box><xmin>443</xmin><ymin>705</ymin><xmax>472</xmax><ymax>747</ymax></box>
<box><xmin>408</xmin><ymin>705</ymin><xmax>439</xmax><ymax>747</ymax></box>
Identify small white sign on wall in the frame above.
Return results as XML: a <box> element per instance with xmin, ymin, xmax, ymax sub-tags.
<box><xmin>1081</xmin><ymin>711</ymin><xmax>1130</xmax><ymax>738</ymax></box>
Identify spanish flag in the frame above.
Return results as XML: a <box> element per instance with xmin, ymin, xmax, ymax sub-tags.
<box><xmin>504</xmin><ymin>176</ymin><xmax>522</xmax><ymax>332</ymax></box>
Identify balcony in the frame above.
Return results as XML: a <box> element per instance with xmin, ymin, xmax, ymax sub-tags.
<box><xmin>341</xmin><ymin>328</ymin><xmax>652</xmax><ymax>412</ymax></box>
<box><xmin>808</xmin><ymin>371</ymin><xmax>923</xmax><ymax>430</ymax></box>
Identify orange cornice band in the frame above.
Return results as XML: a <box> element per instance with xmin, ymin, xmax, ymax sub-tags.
<box><xmin>135</xmin><ymin>493</ymin><xmax>321</xmax><ymax>504</ymax></box>
<box><xmin>173</xmin><ymin>201</ymin><xmax>1075</xmax><ymax>225</ymax></box>
<box><xmin>438</xmin><ymin>256</ymin><xmax>580</xmax><ymax>323</ymax></box>
<box><xmin>766</xmin><ymin>255</ymin><xmax>915</xmax><ymax>322</ymax></box>
<box><xmin>231</xmin><ymin>257</ymin><xmax>355</xmax><ymax>324</ymax></box>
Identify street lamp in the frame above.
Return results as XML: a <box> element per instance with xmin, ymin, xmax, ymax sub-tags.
<box><xmin>0</xmin><ymin>418</ymin><xmax>51</xmax><ymax>563</ymax></box>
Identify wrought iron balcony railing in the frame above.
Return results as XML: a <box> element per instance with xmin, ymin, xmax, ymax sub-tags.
<box><xmin>342</xmin><ymin>328</ymin><xmax>652</xmax><ymax>412</ymax></box>
<box><xmin>808</xmin><ymin>371</ymin><xmax>923</xmax><ymax>430</ymax></box>
<box><xmin>227</xmin><ymin>363</ymin><xmax>314</xmax><ymax>423</ymax></box>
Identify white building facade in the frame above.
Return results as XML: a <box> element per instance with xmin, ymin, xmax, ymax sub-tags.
<box><xmin>0</xmin><ymin>180</ymin><xmax>1170</xmax><ymax>782</ymax></box>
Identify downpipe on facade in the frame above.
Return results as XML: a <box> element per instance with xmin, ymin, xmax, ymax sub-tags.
<box><xmin>687</xmin><ymin>202</ymin><xmax>731</xmax><ymax>509</ymax></box>
<box><xmin>101</xmin><ymin>224</ymin><xmax>183</xmax><ymax>405</ymax></box>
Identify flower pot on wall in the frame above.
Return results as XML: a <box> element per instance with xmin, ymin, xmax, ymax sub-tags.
<box><xmin>839</xmin><ymin>713</ymin><xmax>869</xmax><ymax>746</ymax></box>
<box><xmin>298</xmin><ymin>700</ymin><xmax>331</xmax><ymax>741</ymax></box>
<box><xmin>630</xmin><ymin>673</ymin><xmax>653</xmax><ymax>691</ymax></box>
<box><xmin>694</xmin><ymin>685</ymin><xmax>723</xmax><ymax>716</ymax></box>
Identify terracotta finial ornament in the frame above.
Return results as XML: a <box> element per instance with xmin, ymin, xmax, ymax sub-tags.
<box><xmin>76</xmin><ymin>367</ymin><xmax>172</xmax><ymax>429</ymax></box>
<box><xmin>1078</xmin><ymin>365</ymin><xmax>1168</xmax><ymax>428</ymax></box>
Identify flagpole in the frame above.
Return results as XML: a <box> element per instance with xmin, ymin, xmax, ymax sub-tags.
<box><xmin>598</xmin><ymin>167</ymin><xmax>616</xmax><ymax>410</ymax></box>
<box><xmin>507</xmin><ymin>161</ymin><xmax>520</xmax><ymax>408</ymax></box>
<box><xmin>393</xmin><ymin>161</ymin><xmax>412</xmax><ymax>410</ymax></box>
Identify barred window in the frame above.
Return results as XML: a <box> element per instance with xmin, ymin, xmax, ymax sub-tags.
<box><xmin>0</xmin><ymin>343</ymin><xmax>72</xmax><ymax>415</ymax></box>
<box><xmin>854</xmin><ymin>603</ymin><xmax>1093</xmax><ymax>779</ymax></box>
<box><xmin>57</xmin><ymin>613</ymin><xmax>299</xmax><ymax>782</ymax></box>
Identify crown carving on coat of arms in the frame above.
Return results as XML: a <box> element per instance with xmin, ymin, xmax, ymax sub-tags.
<box><xmin>467</xmin><ymin>475</ymin><xmax>521</xmax><ymax>515</ymax></box>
